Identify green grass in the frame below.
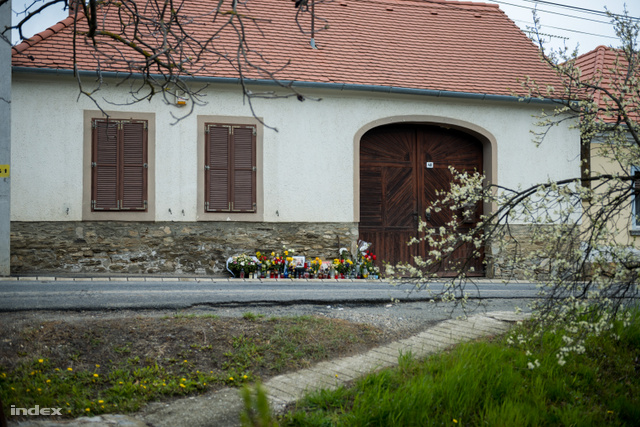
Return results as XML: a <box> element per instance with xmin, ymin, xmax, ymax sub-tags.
<box><xmin>281</xmin><ymin>309</ymin><xmax>640</xmax><ymax>426</ymax></box>
<box><xmin>0</xmin><ymin>314</ymin><xmax>380</xmax><ymax>419</ymax></box>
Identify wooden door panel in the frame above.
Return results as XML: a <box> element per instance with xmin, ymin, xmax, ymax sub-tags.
<box><xmin>360</xmin><ymin>124</ymin><xmax>484</xmax><ymax>275</ymax></box>
<box><xmin>384</xmin><ymin>166</ymin><xmax>415</xmax><ymax>229</ymax></box>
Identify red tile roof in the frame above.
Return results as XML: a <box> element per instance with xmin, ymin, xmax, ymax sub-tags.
<box><xmin>12</xmin><ymin>0</ymin><xmax>560</xmax><ymax>97</ymax></box>
<box><xmin>574</xmin><ymin>45</ymin><xmax>639</xmax><ymax>122</ymax></box>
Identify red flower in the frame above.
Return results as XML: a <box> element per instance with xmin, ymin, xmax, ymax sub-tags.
<box><xmin>372</xmin><ymin>255</ymin><xmax>377</xmax><ymax>261</ymax></box>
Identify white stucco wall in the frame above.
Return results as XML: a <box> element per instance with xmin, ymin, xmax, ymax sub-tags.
<box><xmin>11</xmin><ymin>73</ymin><xmax>580</xmax><ymax>223</ymax></box>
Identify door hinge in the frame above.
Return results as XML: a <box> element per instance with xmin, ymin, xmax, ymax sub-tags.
<box><xmin>91</xmin><ymin>162</ymin><xmax>97</xmax><ymax>168</ymax></box>
<box><xmin>253</xmin><ymin>127</ymin><xmax>257</xmax><ymax>136</ymax></box>
<box><xmin>205</xmin><ymin>165</ymin><xmax>210</xmax><ymax>170</ymax></box>
<box><xmin>143</xmin><ymin>163</ymin><xmax>148</xmax><ymax>169</ymax></box>
<box><xmin>252</xmin><ymin>166</ymin><xmax>257</xmax><ymax>172</ymax></box>
<box><xmin>205</xmin><ymin>201</ymin><xmax>209</xmax><ymax>210</ymax></box>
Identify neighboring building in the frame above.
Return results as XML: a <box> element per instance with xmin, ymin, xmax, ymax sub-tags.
<box><xmin>10</xmin><ymin>0</ymin><xmax>580</xmax><ymax>276</ymax></box>
<box><xmin>575</xmin><ymin>46</ymin><xmax>640</xmax><ymax>245</ymax></box>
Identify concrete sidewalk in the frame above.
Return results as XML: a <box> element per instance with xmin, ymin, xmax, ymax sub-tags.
<box><xmin>8</xmin><ymin>311</ymin><xmax>526</xmax><ymax>427</ymax></box>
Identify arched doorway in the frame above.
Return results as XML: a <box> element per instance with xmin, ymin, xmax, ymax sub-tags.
<box><xmin>359</xmin><ymin>123</ymin><xmax>484</xmax><ymax>275</ymax></box>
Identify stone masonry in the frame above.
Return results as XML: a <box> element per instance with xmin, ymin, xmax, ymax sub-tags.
<box><xmin>10</xmin><ymin>222</ymin><xmax>359</xmax><ymax>275</ymax></box>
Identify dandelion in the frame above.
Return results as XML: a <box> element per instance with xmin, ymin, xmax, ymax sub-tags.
<box><xmin>181</xmin><ymin>378</ymin><xmax>186</xmax><ymax>382</ymax></box>
<box><xmin>67</xmin><ymin>367</ymin><xmax>73</xmax><ymax>371</ymax></box>
<box><xmin>453</xmin><ymin>420</ymin><xmax>458</xmax><ymax>424</ymax></box>
<box><xmin>54</xmin><ymin>368</ymin><xmax>60</xmax><ymax>371</ymax></box>
<box><xmin>118</xmin><ymin>381</ymin><xmax>123</xmax><ymax>385</ymax></box>
<box><xmin>98</xmin><ymin>400</ymin><xmax>103</xmax><ymax>404</ymax></box>
<box><xmin>243</xmin><ymin>375</ymin><xmax>248</xmax><ymax>379</ymax></box>
<box><xmin>95</xmin><ymin>364</ymin><xmax>100</xmax><ymax>368</ymax></box>
<box><xmin>229</xmin><ymin>377</ymin><xmax>234</xmax><ymax>381</ymax></box>
<box><xmin>0</xmin><ymin>373</ymin><xmax>6</xmax><ymax>378</ymax></box>
<box><xmin>183</xmin><ymin>360</ymin><xmax>188</xmax><ymax>363</ymax></box>
<box><xmin>179</xmin><ymin>384</ymin><xmax>186</xmax><ymax>388</ymax></box>
<box><xmin>203</xmin><ymin>383</ymin><xmax>207</xmax><ymax>386</ymax></box>
<box><xmin>46</xmin><ymin>379</ymin><xmax>51</xmax><ymax>383</ymax></box>
<box><xmin>38</xmin><ymin>359</ymin><xmax>44</xmax><ymax>363</ymax></box>
<box><xmin>93</xmin><ymin>374</ymin><xmax>99</xmax><ymax>378</ymax></box>
<box><xmin>162</xmin><ymin>383</ymin><xmax>166</xmax><ymax>386</ymax></box>
<box><xmin>85</xmin><ymin>408</ymin><xmax>90</xmax><ymax>412</ymax></box>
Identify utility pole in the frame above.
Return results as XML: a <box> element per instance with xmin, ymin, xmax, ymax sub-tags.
<box><xmin>0</xmin><ymin>0</ymin><xmax>11</xmax><ymax>276</ymax></box>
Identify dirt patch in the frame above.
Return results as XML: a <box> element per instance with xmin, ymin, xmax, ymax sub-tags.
<box><xmin>0</xmin><ymin>311</ymin><xmax>394</xmax><ymax>379</ymax></box>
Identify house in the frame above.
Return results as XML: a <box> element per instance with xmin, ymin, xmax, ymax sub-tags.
<box><xmin>9</xmin><ymin>0</ymin><xmax>580</xmax><ymax>276</ymax></box>
<box><xmin>574</xmin><ymin>45</ymin><xmax>640</xmax><ymax>246</ymax></box>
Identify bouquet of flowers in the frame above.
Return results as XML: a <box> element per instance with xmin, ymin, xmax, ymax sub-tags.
<box><xmin>332</xmin><ymin>255</ymin><xmax>353</xmax><ymax>275</ymax></box>
<box><xmin>228</xmin><ymin>254</ymin><xmax>258</xmax><ymax>276</ymax></box>
<box><xmin>309</xmin><ymin>257</ymin><xmax>323</xmax><ymax>275</ymax></box>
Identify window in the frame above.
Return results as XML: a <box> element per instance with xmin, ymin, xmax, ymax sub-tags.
<box><xmin>204</xmin><ymin>123</ymin><xmax>256</xmax><ymax>213</ymax></box>
<box><xmin>91</xmin><ymin>118</ymin><xmax>148</xmax><ymax>211</ymax></box>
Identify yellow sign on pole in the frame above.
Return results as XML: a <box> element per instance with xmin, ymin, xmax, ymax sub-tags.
<box><xmin>0</xmin><ymin>165</ymin><xmax>9</xmax><ymax>177</ymax></box>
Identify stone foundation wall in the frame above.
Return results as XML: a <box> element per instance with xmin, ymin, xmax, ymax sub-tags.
<box><xmin>10</xmin><ymin>222</ymin><xmax>359</xmax><ymax>275</ymax></box>
<box><xmin>485</xmin><ymin>224</ymin><xmax>568</xmax><ymax>280</ymax></box>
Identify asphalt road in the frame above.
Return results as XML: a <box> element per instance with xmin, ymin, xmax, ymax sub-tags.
<box><xmin>0</xmin><ymin>278</ymin><xmax>540</xmax><ymax>311</ymax></box>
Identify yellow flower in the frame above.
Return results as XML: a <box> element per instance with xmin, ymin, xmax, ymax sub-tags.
<box><xmin>256</xmin><ymin>251</ymin><xmax>261</xmax><ymax>257</ymax></box>
<box><xmin>85</xmin><ymin>408</ymin><xmax>90</xmax><ymax>412</ymax></box>
<box><xmin>98</xmin><ymin>400</ymin><xmax>104</xmax><ymax>404</ymax></box>
<box><xmin>284</xmin><ymin>250</ymin><xmax>289</xmax><ymax>256</ymax></box>
<box><xmin>93</xmin><ymin>374</ymin><xmax>99</xmax><ymax>378</ymax></box>
<box><xmin>243</xmin><ymin>375</ymin><xmax>248</xmax><ymax>379</ymax></box>
<box><xmin>119</xmin><ymin>381</ymin><xmax>123</xmax><ymax>385</ymax></box>
<box><xmin>183</xmin><ymin>360</ymin><xmax>188</xmax><ymax>363</ymax></box>
<box><xmin>179</xmin><ymin>383</ymin><xmax>186</xmax><ymax>388</ymax></box>
<box><xmin>95</xmin><ymin>364</ymin><xmax>100</xmax><ymax>368</ymax></box>
<box><xmin>46</xmin><ymin>379</ymin><xmax>51</xmax><ymax>383</ymax></box>
<box><xmin>271</xmin><ymin>252</ymin><xmax>275</xmax><ymax>256</ymax></box>
<box><xmin>54</xmin><ymin>368</ymin><xmax>60</xmax><ymax>371</ymax></box>
<box><xmin>38</xmin><ymin>359</ymin><xmax>44</xmax><ymax>363</ymax></box>
<box><xmin>181</xmin><ymin>378</ymin><xmax>186</xmax><ymax>382</ymax></box>
<box><xmin>0</xmin><ymin>373</ymin><xmax>6</xmax><ymax>378</ymax></box>
<box><xmin>229</xmin><ymin>377</ymin><xmax>234</xmax><ymax>381</ymax></box>
<box><xmin>453</xmin><ymin>420</ymin><xmax>458</xmax><ymax>424</ymax></box>
<box><xmin>67</xmin><ymin>367</ymin><xmax>73</xmax><ymax>371</ymax></box>
<box><xmin>162</xmin><ymin>383</ymin><xmax>166</xmax><ymax>386</ymax></box>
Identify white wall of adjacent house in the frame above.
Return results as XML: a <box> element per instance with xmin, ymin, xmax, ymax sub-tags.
<box><xmin>11</xmin><ymin>73</ymin><xmax>580</xmax><ymax>223</ymax></box>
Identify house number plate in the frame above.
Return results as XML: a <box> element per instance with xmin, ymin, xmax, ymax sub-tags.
<box><xmin>426</xmin><ymin>162</ymin><xmax>434</xmax><ymax>169</ymax></box>
<box><xmin>0</xmin><ymin>165</ymin><xmax>9</xmax><ymax>177</ymax></box>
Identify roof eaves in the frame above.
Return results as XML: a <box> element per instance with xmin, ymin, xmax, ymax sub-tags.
<box><xmin>11</xmin><ymin>14</ymin><xmax>82</xmax><ymax>55</ymax></box>
<box><xmin>12</xmin><ymin>66</ymin><xmax>558</xmax><ymax>105</ymax></box>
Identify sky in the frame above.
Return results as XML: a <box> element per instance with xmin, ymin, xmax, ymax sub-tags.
<box><xmin>10</xmin><ymin>0</ymin><xmax>640</xmax><ymax>54</ymax></box>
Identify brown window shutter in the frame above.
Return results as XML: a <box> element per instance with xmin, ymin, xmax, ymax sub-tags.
<box><xmin>121</xmin><ymin>121</ymin><xmax>147</xmax><ymax>210</ymax></box>
<box><xmin>91</xmin><ymin>118</ymin><xmax>148</xmax><ymax>212</ymax></box>
<box><xmin>231</xmin><ymin>126</ymin><xmax>256</xmax><ymax>212</ymax></box>
<box><xmin>206</xmin><ymin>125</ymin><xmax>231</xmax><ymax>212</ymax></box>
<box><xmin>92</xmin><ymin>119</ymin><xmax>119</xmax><ymax>210</ymax></box>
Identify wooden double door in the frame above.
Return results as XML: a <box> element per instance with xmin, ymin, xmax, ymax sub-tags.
<box><xmin>359</xmin><ymin>124</ymin><xmax>484</xmax><ymax>275</ymax></box>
